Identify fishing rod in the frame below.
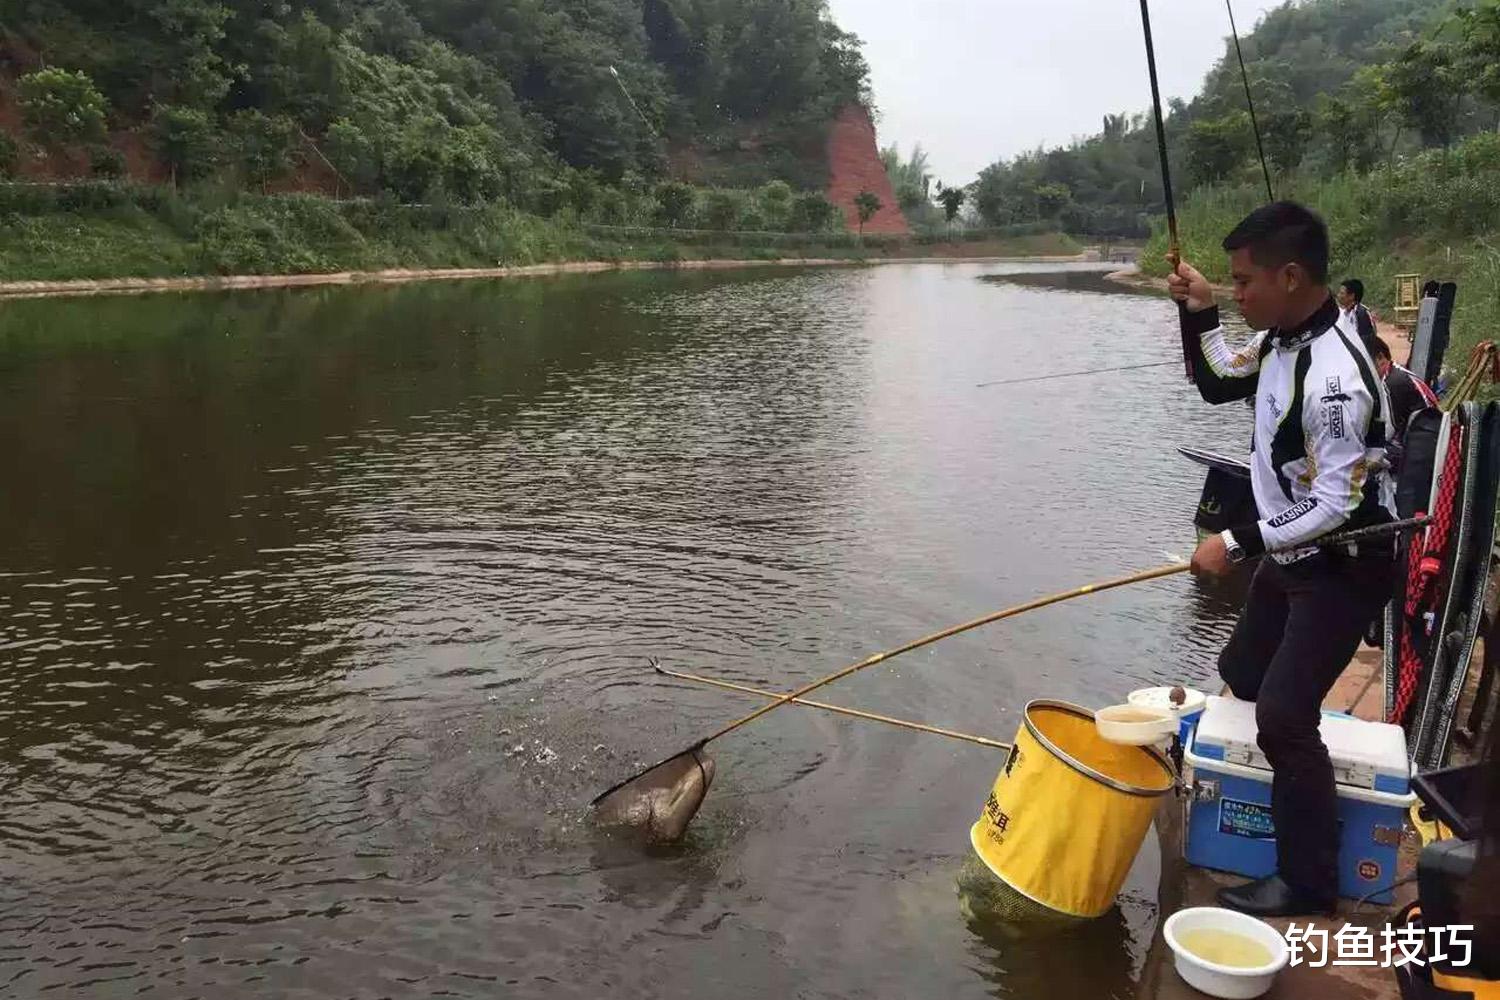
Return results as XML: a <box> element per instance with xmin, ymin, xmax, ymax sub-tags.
<box><xmin>1137</xmin><ymin>0</ymin><xmax>1193</xmax><ymax>384</ymax></box>
<box><xmin>1226</xmin><ymin>0</ymin><xmax>1274</xmax><ymax>202</ymax></box>
<box><xmin>975</xmin><ymin>360</ymin><xmax>1177</xmax><ymax>389</ymax></box>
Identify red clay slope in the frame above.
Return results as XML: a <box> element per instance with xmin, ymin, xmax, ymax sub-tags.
<box><xmin>825</xmin><ymin>104</ymin><xmax>909</xmax><ymax>235</ymax></box>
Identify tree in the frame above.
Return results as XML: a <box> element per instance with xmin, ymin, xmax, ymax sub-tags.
<box><xmin>150</xmin><ymin>105</ymin><xmax>219</xmax><ymax>187</ymax></box>
<box><xmin>788</xmin><ymin>192</ymin><xmax>838</xmax><ymax>232</ymax></box>
<box><xmin>935</xmin><ymin>183</ymin><xmax>966</xmax><ymax>233</ymax></box>
<box><xmin>853</xmin><ymin>190</ymin><xmax>881</xmax><ymax>236</ymax></box>
<box><xmin>228</xmin><ymin>110</ymin><xmax>298</xmax><ymax>193</ymax></box>
<box><xmin>701</xmin><ymin>189</ymin><xmax>741</xmax><ymax>231</ymax></box>
<box><xmin>1379</xmin><ymin>40</ymin><xmax>1468</xmax><ymax>148</ymax></box>
<box><xmin>654</xmin><ymin>181</ymin><xmax>695</xmax><ymax>228</ymax></box>
<box><xmin>1186</xmin><ymin>112</ymin><xmax>1252</xmax><ymax>184</ymax></box>
<box><xmin>759</xmin><ymin>180</ymin><xmax>793</xmax><ymax>229</ymax></box>
<box><xmin>1262</xmin><ymin>108</ymin><xmax>1312</xmax><ymax>175</ymax></box>
<box><xmin>324</xmin><ymin>118</ymin><xmax>379</xmax><ymax>193</ymax></box>
<box><xmin>147</xmin><ymin>0</ymin><xmax>234</xmax><ymax>109</ymax></box>
<box><xmin>1457</xmin><ymin>1</ymin><xmax>1500</xmax><ymax>105</ymax></box>
<box><xmin>880</xmin><ymin>143</ymin><xmax>931</xmax><ymax>211</ymax></box>
<box><xmin>1315</xmin><ymin>92</ymin><xmax>1380</xmax><ymax>173</ymax></box>
<box><xmin>17</xmin><ymin>68</ymin><xmax>108</xmax><ymax>148</ymax></box>
<box><xmin>1033</xmin><ymin>182</ymin><xmax>1071</xmax><ymax>218</ymax></box>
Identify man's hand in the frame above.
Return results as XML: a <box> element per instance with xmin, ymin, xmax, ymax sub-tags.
<box><xmin>1190</xmin><ymin>533</ymin><xmax>1232</xmax><ymax>578</ymax></box>
<box><xmin>1166</xmin><ymin>259</ymin><xmax>1215</xmax><ymax>313</ymax></box>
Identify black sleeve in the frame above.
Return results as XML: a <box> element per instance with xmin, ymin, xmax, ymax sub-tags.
<box><xmin>1357</xmin><ymin>306</ymin><xmax>1377</xmax><ymax>346</ymax></box>
<box><xmin>1386</xmin><ymin>369</ymin><xmax>1421</xmax><ymax>439</ymax></box>
<box><xmin>1181</xmin><ymin>303</ymin><xmax>1260</xmax><ymax>405</ymax></box>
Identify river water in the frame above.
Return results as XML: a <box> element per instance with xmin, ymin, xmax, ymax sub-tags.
<box><xmin>0</xmin><ymin>262</ymin><xmax>1253</xmax><ymax>998</ymax></box>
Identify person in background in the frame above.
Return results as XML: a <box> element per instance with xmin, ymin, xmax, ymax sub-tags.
<box><xmin>1336</xmin><ymin>278</ymin><xmax>1378</xmax><ymax>350</ymax></box>
<box><xmin>1170</xmin><ymin>202</ymin><xmax>1396</xmax><ymax>917</ymax></box>
<box><xmin>1369</xmin><ymin>336</ymin><xmax>1437</xmax><ymax>475</ymax></box>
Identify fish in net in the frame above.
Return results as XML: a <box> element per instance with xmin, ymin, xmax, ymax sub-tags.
<box><xmin>592</xmin><ymin>747</ymin><xmax>715</xmax><ymax>842</ymax></box>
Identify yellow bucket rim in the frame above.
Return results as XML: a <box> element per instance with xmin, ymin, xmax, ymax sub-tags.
<box><xmin>1022</xmin><ymin>699</ymin><xmax>1175</xmax><ymax>798</ymax></box>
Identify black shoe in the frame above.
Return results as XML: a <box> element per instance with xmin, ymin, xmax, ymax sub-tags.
<box><xmin>1216</xmin><ymin>874</ymin><xmax>1337</xmax><ymax>917</ymax></box>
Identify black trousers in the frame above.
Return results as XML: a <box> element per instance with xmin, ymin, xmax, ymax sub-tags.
<box><xmin>1217</xmin><ymin>550</ymin><xmax>1394</xmax><ymax>898</ymax></box>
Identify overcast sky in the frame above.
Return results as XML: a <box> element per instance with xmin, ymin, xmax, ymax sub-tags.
<box><xmin>826</xmin><ymin>0</ymin><xmax>1286</xmax><ymax>186</ymax></box>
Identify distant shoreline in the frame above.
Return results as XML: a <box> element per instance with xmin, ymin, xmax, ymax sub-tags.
<box><xmin>0</xmin><ymin>253</ymin><xmax>1094</xmax><ymax>301</ymax></box>
<box><xmin>1105</xmin><ymin>266</ymin><xmax>1412</xmax><ymax>364</ymax></box>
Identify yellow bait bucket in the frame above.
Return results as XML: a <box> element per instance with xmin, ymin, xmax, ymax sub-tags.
<box><xmin>969</xmin><ymin>699</ymin><xmax>1175</xmax><ymax>920</ymax></box>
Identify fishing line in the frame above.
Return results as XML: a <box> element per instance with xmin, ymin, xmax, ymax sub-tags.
<box><xmin>608</xmin><ymin>65</ymin><xmax>657</xmax><ymax>136</ymax></box>
<box><xmin>975</xmin><ymin>360</ymin><xmax>1177</xmax><ymax>388</ymax></box>
<box><xmin>1226</xmin><ymin>0</ymin><xmax>1275</xmax><ymax>202</ymax></box>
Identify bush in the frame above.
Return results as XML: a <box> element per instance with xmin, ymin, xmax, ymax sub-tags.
<box><xmin>788</xmin><ymin>191</ymin><xmax>838</xmax><ymax>232</ymax></box>
<box><xmin>17</xmin><ymin>68</ymin><xmax>109</xmax><ymax>146</ymax></box>
<box><xmin>90</xmin><ymin>146</ymin><xmax>127</xmax><ymax>179</ymax></box>
<box><xmin>653</xmin><ymin>181</ymin><xmax>694</xmax><ymax>228</ymax></box>
<box><xmin>760</xmin><ymin>179</ymin><xmax>793</xmax><ymax>227</ymax></box>
<box><xmin>700</xmin><ymin>189</ymin><xmax>741</xmax><ymax>230</ymax></box>
<box><xmin>592</xmin><ymin>186</ymin><xmax>628</xmax><ymax>224</ymax></box>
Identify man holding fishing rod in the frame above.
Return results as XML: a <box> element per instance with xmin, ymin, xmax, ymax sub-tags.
<box><xmin>1169</xmin><ymin>202</ymin><xmax>1397</xmax><ymax>917</ymax></box>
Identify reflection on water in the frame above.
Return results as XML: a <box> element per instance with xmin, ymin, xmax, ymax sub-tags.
<box><xmin>0</xmin><ymin>262</ymin><xmax>1252</xmax><ymax>997</ymax></box>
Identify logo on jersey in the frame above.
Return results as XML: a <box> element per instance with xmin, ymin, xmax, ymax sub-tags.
<box><xmin>1321</xmin><ymin>375</ymin><xmax>1352</xmax><ymax>407</ymax></box>
<box><xmin>1268</xmin><ymin>497</ymin><xmax>1318</xmax><ymax>527</ymax></box>
<box><xmin>1327</xmin><ymin>403</ymin><xmax>1346</xmax><ymax>439</ymax></box>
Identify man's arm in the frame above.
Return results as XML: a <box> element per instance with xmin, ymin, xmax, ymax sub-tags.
<box><xmin>1386</xmin><ymin>368</ymin><xmax>1421</xmax><ymax>439</ymax></box>
<box><xmin>1225</xmin><ymin>366</ymin><xmax>1377</xmax><ymax>557</ymax></box>
<box><xmin>1167</xmin><ymin>260</ymin><xmax>1262</xmax><ymax>404</ymax></box>
<box><xmin>1356</xmin><ymin>305</ymin><xmax>1377</xmax><ymax>345</ymax></box>
<box><xmin>1181</xmin><ymin>304</ymin><xmax>1264</xmax><ymax>404</ymax></box>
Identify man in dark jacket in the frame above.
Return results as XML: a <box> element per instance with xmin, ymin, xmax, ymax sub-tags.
<box><xmin>1369</xmin><ymin>335</ymin><xmax>1438</xmax><ymax>475</ymax></box>
<box><xmin>1336</xmin><ymin>278</ymin><xmax>1378</xmax><ymax>351</ymax></box>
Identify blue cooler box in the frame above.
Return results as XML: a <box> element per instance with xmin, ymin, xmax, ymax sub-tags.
<box><xmin>1185</xmin><ymin>695</ymin><xmax>1414</xmax><ymax>903</ymax></box>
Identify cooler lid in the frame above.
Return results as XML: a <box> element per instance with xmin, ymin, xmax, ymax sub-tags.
<box><xmin>1190</xmin><ymin>695</ymin><xmax>1411</xmax><ymax>794</ymax></box>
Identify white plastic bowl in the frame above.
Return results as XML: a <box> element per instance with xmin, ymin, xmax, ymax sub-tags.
<box><xmin>1164</xmin><ymin>907</ymin><xmax>1289</xmax><ymax>999</ymax></box>
<box><xmin>1129</xmin><ymin>685</ymin><xmax>1207</xmax><ymax>719</ymax></box>
<box><xmin>1094</xmin><ymin>703</ymin><xmax>1178</xmax><ymax>745</ymax></box>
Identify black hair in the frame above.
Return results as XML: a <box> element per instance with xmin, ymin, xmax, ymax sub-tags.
<box><xmin>1221</xmin><ymin>201</ymin><xmax>1330</xmax><ymax>284</ymax></box>
<box><xmin>1369</xmin><ymin>336</ymin><xmax>1391</xmax><ymax>361</ymax></box>
<box><xmin>1341</xmin><ymin>278</ymin><xmax>1365</xmax><ymax>302</ymax></box>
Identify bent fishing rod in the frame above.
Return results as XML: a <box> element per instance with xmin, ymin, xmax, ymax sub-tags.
<box><xmin>594</xmin><ymin>515</ymin><xmax>1429</xmax><ymax>810</ymax></box>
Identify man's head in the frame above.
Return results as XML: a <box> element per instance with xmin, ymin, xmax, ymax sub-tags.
<box><xmin>1337</xmin><ymin>278</ymin><xmax>1365</xmax><ymax>310</ymax></box>
<box><xmin>1369</xmin><ymin>335</ymin><xmax>1393</xmax><ymax>377</ymax></box>
<box><xmin>1222</xmin><ymin>201</ymin><xmax>1330</xmax><ymax>331</ymax></box>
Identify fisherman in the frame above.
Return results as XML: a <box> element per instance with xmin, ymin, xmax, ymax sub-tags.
<box><xmin>1170</xmin><ymin>202</ymin><xmax>1396</xmax><ymax>917</ymax></box>
<box><xmin>1369</xmin><ymin>335</ymin><xmax>1438</xmax><ymax>476</ymax></box>
<box><xmin>1336</xmin><ymin>277</ymin><xmax>1378</xmax><ymax>351</ymax></box>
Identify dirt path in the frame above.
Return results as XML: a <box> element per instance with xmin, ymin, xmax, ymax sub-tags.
<box><xmin>0</xmin><ymin>253</ymin><xmax>1093</xmax><ymax>301</ymax></box>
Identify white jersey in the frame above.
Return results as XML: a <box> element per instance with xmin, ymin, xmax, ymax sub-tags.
<box><xmin>1182</xmin><ymin>297</ymin><xmax>1397</xmax><ymax>561</ymax></box>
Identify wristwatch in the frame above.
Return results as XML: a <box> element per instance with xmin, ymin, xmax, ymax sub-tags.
<box><xmin>1220</xmin><ymin>529</ymin><xmax>1248</xmax><ymax>564</ymax></box>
